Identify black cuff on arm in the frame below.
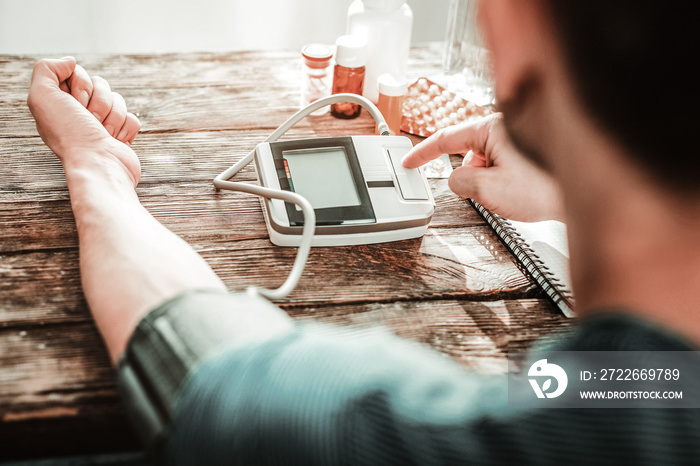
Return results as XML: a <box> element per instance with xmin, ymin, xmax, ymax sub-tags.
<box><xmin>116</xmin><ymin>289</ymin><xmax>294</xmax><ymax>457</ymax></box>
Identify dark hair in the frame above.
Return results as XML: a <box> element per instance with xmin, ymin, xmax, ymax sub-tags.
<box><xmin>544</xmin><ymin>1</ymin><xmax>699</xmax><ymax>192</ymax></box>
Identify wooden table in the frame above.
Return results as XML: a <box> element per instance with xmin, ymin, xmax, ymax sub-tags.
<box><xmin>0</xmin><ymin>44</ymin><xmax>569</xmax><ymax>462</ymax></box>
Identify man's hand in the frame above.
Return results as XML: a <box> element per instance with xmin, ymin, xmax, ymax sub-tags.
<box><xmin>402</xmin><ymin>113</ymin><xmax>564</xmax><ymax>222</ymax></box>
<box><xmin>27</xmin><ymin>57</ymin><xmax>142</xmax><ymax>186</ymax></box>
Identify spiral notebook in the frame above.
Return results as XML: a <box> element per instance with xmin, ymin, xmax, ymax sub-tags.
<box><xmin>469</xmin><ymin>200</ymin><xmax>575</xmax><ymax>317</ymax></box>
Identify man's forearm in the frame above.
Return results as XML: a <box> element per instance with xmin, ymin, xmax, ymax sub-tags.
<box><xmin>64</xmin><ymin>154</ymin><xmax>226</xmax><ymax>363</ymax></box>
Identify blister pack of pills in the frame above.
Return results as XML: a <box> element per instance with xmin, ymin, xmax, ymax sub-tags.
<box><xmin>401</xmin><ymin>78</ymin><xmax>493</xmax><ymax>138</ymax></box>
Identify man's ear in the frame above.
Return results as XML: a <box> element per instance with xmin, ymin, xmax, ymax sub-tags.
<box><xmin>479</xmin><ymin>0</ymin><xmax>550</xmax><ymax>104</ymax></box>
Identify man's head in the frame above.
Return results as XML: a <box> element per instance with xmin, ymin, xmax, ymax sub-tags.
<box><xmin>477</xmin><ymin>0</ymin><xmax>700</xmax><ymax>338</ymax></box>
<box><xmin>479</xmin><ymin>0</ymin><xmax>699</xmax><ymax>195</ymax></box>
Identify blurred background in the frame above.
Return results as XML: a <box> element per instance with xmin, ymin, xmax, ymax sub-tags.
<box><xmin>0</xmin><ymin>0</ymin><xmax>449</xmax><ymax>54</ymax></box>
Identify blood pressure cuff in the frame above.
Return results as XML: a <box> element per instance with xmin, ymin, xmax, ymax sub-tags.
<box><xmin>116</xmin><ymin>289</ymin><xmax>295</xmax><ymax>458</ymax></box>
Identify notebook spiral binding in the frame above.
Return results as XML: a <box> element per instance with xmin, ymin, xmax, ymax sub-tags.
<box><xmin>469</xmin><ymin>199</ymin><xmax>574</xmax><ymax>316</ymax></box>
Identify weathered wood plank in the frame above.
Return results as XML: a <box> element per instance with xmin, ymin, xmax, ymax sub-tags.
<box><xmin>0</xmin><ymin>322</ymin><xmax>113</xmax><ymax>406</ymax></box>
<box><xmin>0</xmin><ymin>44</ymin><xmax>443</xmax><ymax>138</ymax></box>
<box><xmin>0</xmin><ymin>86</ymin><xmax>384</xmax><ymax>137</ymax></box>
<box><xmin>1</xmin><ymin>82</ymin><xmax>436</xmax><ymax>141</ymax></box>
<box><xmin>0</xmin><ymin>44</ymin><xmax>443</xmax><ymax>90</ymax></box>
<box><xmin>0</xmin><ymin>130</ymin><xmax>354</xmax><ymax>191</ymax></box>
<box><xmin>209</xmin><ymin>227</ymin><xmax>537</xmax><ymax>301</ymax></box>
<box><xmin>0</xmin><ymin>50</ymin><xmax>307</xmax><ymax>89</ymax></box>
<box><xmin>0</xmin><ymin>397</ymin><xmax>140</xmax><ymax>461</ymax></box>
<box><xmin>0</xmin><ymin>178</ymin><xmax>481</xmax><ymax>253</ymax></box>
<box><xmin>0</xmin><ymin>321</ymin><xmax>139</xmax><ymax>461</ymax></box>
<box><xmin>0</xmin><ymin>226</ymin><xmax>539</xmax><ymax>328</ymax></box>
<box><xmin>0</xmin><ymin>127</ymin><xmax>430</xmax><ymax>192</ymax></box>
<box><xmin>288</xmin><ymin>298</ymin><xmax>570</xmax><ymax>374</ymax></box>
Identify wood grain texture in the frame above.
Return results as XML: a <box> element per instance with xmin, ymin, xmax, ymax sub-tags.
<box><xmin>0</xmin><ymin>45</ymin><xmax>443</xmax><ymax>91</ymax></box>
<box><xmin>0</xmin><ymin>321</ymin><xmax>140</xmax><ymax>460</ymax></box>
<box><xmin>0</xmin><ymin>227</ymin><xmax>538</xmax><ymax>327</ymax></box>
<box><xmin>0</xmin><ymin>46</ymin><xmax>570</xmax><ymax>461</ymax></box>
<box><xmin>0</xmin><ymin>45</ymin><xmax>443</xmax><ymax>138</ymax></box>
<box><xmin>1</xmin><ymin>86</ymin><xmax>385</xmax><ymax>136</ymax></box>
<box><xmin>288</xmin><ymin>298</ymin><xmax>570</xmax><ymax>373</ymax></box>
<box><xmin>0</xmin><ymin>178</ymin><xmax>482</xmax><ymax>253</ymax></box>
<box><xmin>0</xmin><ymin>120</ymin><xmax>432</xmax><ymax>193</ymax></box>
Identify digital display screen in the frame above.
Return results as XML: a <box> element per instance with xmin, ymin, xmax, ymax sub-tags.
<box><xmin>283</xmin><ymin>147</ymin><xmax>361</xmax><ymax>209</ymax></box>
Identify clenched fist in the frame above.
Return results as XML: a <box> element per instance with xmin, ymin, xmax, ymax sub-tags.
<box><xmin>27</xmin><ymin>57</ymin><xmax>142</xmax><ymax>186</ymax></box>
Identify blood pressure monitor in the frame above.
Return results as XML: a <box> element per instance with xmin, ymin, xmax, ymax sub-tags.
<box><xmin>254</xmin><ymin>135</ymin><xmax>433</xmax><ymax>247</ymax></box>
<box><xmin>213</xmin><ymin>93</ymin><xmax>434</xmax><ymax>300</ymax></box>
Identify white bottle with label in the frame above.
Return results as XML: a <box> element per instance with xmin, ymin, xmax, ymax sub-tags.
<box><xmin>347</xmin><ymin>0</ymin><xmax>413</xmax><ymax>103</ymax></box>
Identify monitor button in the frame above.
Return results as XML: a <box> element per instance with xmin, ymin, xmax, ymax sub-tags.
<box><xmin>387</xmin><ymin>148</ymin><xmax>430</xmax><ymax>200</ymax></box>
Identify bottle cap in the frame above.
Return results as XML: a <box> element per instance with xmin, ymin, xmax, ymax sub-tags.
<box><xmin>362</xmin><ymin>0</ymin><xmax>405</xmax><ymax>12</ymax></box>
<box><xmin>334</xmin><ymin>35</ymin><xmax>367</xmax><ymax>68</ymax></box>
<box><xmin>301</xmin><ymin>43</ymin><xmax>333</xmax><ymax>69</ymax></box>
<box><xmin>377</xmin><ymin>73</ymin><xmax>408</xmax><ymax>97</ymax></box>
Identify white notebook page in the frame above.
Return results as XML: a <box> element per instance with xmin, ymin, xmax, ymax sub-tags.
<box><xmin>507</xmin><ymin>220</ymin><xmax>573</xmax><ymax>316</ymax></box>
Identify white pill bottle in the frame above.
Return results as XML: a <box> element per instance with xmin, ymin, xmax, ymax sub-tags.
<box><xmin>347</xmin><ymin>0</ymin><xmax>413</xmax><ymax>103</ymax></box>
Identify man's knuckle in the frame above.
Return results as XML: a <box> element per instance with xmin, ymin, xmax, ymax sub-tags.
<box><xmin>434</xmin><ymin>127</ymin><xmax>447</xmax><ymax>142</ymax></box>
<box><xmin>32</xmin><ymin>59</ymin><xmax>48</xmax><ymax>72</ymax></box>
<box><xmin>70</xmin><ymin>83</ymin><xmax>88</xmax><ymax>95</ymax></box>
<box><xmin>127</xmin><ymin>112</ymin><xmax>141</xmax><ymax>126</ymax></box>
<box><xmin>90</xmin><ymin>97</ymin><xmax>111</xmax><ymax>113</ymax></box>
<box><xmin>433</xmin><ymin>128</ymin><xmax>452</xmax><ymax>154</ymax></box>
<box><xmin>471</xmin><ymin>171</ymin><xmax>490</xmax><ymax>199</ymax></box>
<box><xmin>447</xmin><ymin>175</ymin><xmax>459</xmax><ymax>195</ymax></box>
<box><xmin>92</xmin><ymin>76</ymin><xmax>110</xmax><ymax>89</ymax></box>
<box><xmin>108</xmin><ymin>108</ymin><xmax>126</xmax><ymax>120</ymax></box>
<box><xmin>112</xmin><ymin>93</ymin><xmax>126</xmax><ymax>109</ymax></box>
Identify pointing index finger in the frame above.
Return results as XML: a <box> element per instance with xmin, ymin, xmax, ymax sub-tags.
<box><xmin>401</xmin><ymin>128</ymin><xmax>450</xmax><ymax>169</ymax></box>
<box><xmin>401</xmin><ymin>114</ymin><xmax>500</xmax><ymax>169</ymax></box>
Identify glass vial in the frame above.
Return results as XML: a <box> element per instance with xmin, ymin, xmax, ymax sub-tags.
<box><xmin>442</xmin><ymin>0</ymin><xmax>494</xmax><ymax>106</ymax></box>
<box><xmin>301</xmin><ymin>43</ymin><xmax>333</xmax><ymax>115</ymax></box>
<box><xmin>331</xmin><ymin>35</ymin><xmax>367</xmax><ymax>119</ymax></box>
<box><xmin>376</xmin><ymin>73</ymin><xmax>408</xmax><ymax>135</ymax></box>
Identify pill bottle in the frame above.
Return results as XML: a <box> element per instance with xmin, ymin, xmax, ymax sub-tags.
<box><xmin>376</xmin><ymin>73</ymin><xmax>408</xmax><ymax>136</ymax></box>
<box><xmin>347</xmin><ymin>0</ymin><xmax>413</xmax><ymax>103</ymax></box>
<box><xmin>331</xmin><ymin>35</ymin><xmax>367</xmax><ymax>119</ymax></box>
<box><xmin>300</xmin><ymin>43</ymin><xmax>333</xmax><ymax>115</ymax></box>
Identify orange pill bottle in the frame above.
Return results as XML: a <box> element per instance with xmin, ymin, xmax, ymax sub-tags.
<box><xmin>331</xmin><ymin>35</ymin><xmax>367</xmax><ymax>119</ymax></box>
<box><xmin>376</xmin><ymin>73</ymin><xmax>408</xmax><ymax>135</ymax></box>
